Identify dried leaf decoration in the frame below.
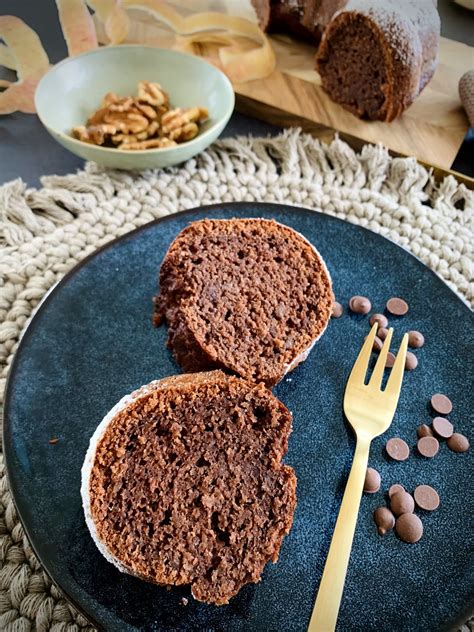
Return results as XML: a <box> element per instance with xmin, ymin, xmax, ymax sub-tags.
<box><xmin>120</xmin><ymin>0</ymin><xmax>275</xmax><ymax>83</ymax></box>
<box><xmin>0</xmin><ymin>0</ymin><xmax>275</xmax><ymax>114</ymax></box>
<box><xmin>56</xmin><ymin>0</ymin><xmax>98</xmax><ymax>56</ymax></box>
<box><xmin>0</xmin><ymin>15</ymin><xmax>50</xmax><ymax>114</ymax></box>
<box><xmin>87</xmin><ymin>0</ymin><xmax>131</xmax><ymax>44</ymax></box>
<box><xmin>0</xmin><ymin>42</ymin><xmax>16</xmax><ymax>70</ymax></box>
<box><xmin>90</xmin><ymin>0</ymin><xmax>275</xmax><ymax>82</ymax></box>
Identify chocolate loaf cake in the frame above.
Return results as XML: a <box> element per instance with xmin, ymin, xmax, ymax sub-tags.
<box><xmin>154</xmin><ymin>218</ymin><xmax>333</xmax><ymax>387</ymax></box>
<box><xmin>252</xmin><ymin>0</ymin><xmax>439</xmax><ymax>121</ymax></box>
<box><xmin>315</xmin><ymin>0</ymin><xmax>440</xmax><ymax>121</ymax></box>
<box><xmin>81</xmin><ymin>371</ymin><xmax>296</xmax><ymax>605</ymax></box>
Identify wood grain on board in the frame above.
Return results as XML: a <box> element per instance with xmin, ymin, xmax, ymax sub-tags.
<box><xmin>110</xmin><ymin>13</ymin><xmax>472</xmax><ymax>171</ymax></box>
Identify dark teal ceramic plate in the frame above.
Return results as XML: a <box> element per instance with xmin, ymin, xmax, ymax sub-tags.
<box><xmin>4</xmin><ymin>203</ymin><xmax>473</xmax><ymax>631</ymax></box>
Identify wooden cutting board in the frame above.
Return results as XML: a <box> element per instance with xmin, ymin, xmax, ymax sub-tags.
<box><xmin>234</xmin><ymin>34</ymin><xmax>472</xmax><ymax>171</ymax></box>
<box><xmin>107</xmin><ymin>13</ymin><xmax>472</xmax><ymax>171</ymax></box>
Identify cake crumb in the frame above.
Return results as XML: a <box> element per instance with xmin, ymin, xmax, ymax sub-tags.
<box><xmin>181</xmin><ymin>597</ymin><xmax>188</xmax><ymax>606</ymax></box>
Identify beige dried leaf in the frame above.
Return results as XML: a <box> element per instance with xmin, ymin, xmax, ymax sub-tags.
<box><xmin>87</xmin><ymin>0</ymin><xmax>130</xmax><ymax>44</ymax></box>
<box><xmin>56</xmin><ymin>0</ymin><xmax>98</xmax><ymax>56</ymax></box>
<box><xmin>0</xmin><ymin>16</ymin><xmax>50</xmax><ymax>114</ymax></box>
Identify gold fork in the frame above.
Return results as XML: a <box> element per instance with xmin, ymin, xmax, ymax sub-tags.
<box><xmin>308</xmin><ymin>323</ymin><xmax>408</xmax><ymax>632</ymax></box>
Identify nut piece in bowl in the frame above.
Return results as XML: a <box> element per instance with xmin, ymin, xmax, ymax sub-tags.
<box><xmin>34</xmin><ymin>46</ymin><xmax>234</xmax><ymax>170</ymax></box>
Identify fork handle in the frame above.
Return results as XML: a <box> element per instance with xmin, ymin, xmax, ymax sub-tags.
<box><xmin>308</xmin><ymin>436</ymin><xmax>371</xmax><ymax>632</ymax></box>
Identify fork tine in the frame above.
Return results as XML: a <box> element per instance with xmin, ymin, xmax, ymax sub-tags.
<box><xmin>347</xmin><ymin>323</ymin><xmax>378</xmax><ymax>386</ymax></box>
<box><xmin>385</xmin><ymin>333</ymin><xmax>409</xmax><ymax>394</ymax></box>
<box><xmin>368</xmin><ymin>327</ymin><xmax>393</xmax><ymax>390</ymax></box>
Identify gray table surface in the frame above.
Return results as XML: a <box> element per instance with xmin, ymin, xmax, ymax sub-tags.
<box><xmin>0</xmin><ymin>0</ymin><xmax>473</xmax><ymax>187</ymax></box>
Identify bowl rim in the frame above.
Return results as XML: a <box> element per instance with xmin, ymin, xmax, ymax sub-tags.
<box><xmin>34</xmin><ymin>45</ymin><xmax>235</xmax><ymax>156</ymax></box>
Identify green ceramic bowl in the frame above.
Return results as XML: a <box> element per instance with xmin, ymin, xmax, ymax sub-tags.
<box><xmin>35</xmin><ymin>46</ymin><xmax>234</xmax><ymax>170</ymax></box>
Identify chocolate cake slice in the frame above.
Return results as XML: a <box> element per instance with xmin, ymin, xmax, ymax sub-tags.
<box><xmin>154</xmin><ymin>218</ymin><xmax>333</xmax><ymax>386</ymax></box>
<box><xmin>81</xmin><ymin>371</ymin><xmax>297</xmax><ymax>605</ymax></box>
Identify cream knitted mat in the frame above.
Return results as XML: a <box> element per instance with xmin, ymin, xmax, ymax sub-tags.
<box><xmin>0</xmin><ymin>130</ymin><xmax>473</xmax><ymax>632</ymax></box>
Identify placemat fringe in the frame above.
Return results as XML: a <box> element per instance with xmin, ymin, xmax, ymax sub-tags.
<box><xmin>0</xmin><ymin>130</ymin><xmax>472</xmax><ymax>245</ymax></box>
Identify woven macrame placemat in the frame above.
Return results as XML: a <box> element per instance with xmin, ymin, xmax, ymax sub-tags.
<box><xmin>0</xmin><ymin>130</ymin><xmax>472</xmax><ymax>631</ymax></box>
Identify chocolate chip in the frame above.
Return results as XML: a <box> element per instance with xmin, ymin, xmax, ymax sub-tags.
<box><xmin>413</xmin><ymin>485</ymin><xmax>440</xmax><ymax>511</ymax></box>
<box><xmin>332</xmin><ymin>302</ymin><xmax>343</xmax><ymax>318</ymax></box>
<box><xmin>385</xmin><ymin>352</ymin><xmax>396</xmax><ymax>368</ymax></box>
<box><xmin>404</xmin><ymin>352</ymin><xmax>418</xmax><ymax>371</ymax></box>
<box><xmin>373</xmin><ymin>507</ymin><xmax>395</xmax><ymax>535</ymax></box>
<box><xmin>388</xmin><ymin>483</ymin><xmax>405</xmax><ymax>498</ymax></box>
<box><xmin>349</xmin><ymin>295</ymin><xmax>371</xmax><ymax>314</ymax></box>
<box><xmin>390</xmin><ymin>491</ymin><xmax>415</xmax><ymax>516</ymax></box>
<box><xmin>395</xmin><ymin>513</ymin><xmax>423</xmax><ymax>543</ymax></box>
<box><xmin>417</xmin><ymin>436</ymin><xmax>439</xmax><ymax>458</ymax></box>
<box><xmin>386</xmin><ymin>297</ymin><xmax>409</xmax><ymax>316</ymax></box>
<box><xmin>369</xmin><ymin>313</ymin><xmax>388</xmax><ymax>328</ymax></box>
<box><xmin>378</xmin><ymin>327</ymin><xmax>389</xmax><ymax>341</ymax></box>
<box><xmin>430</xmin><ymin>393</ymin><xmax>452</xmax><ymax>415</ymax></box>
<box><xmin>447</xmin><ymin>433</ymin><xmax>470</xmax><ymax>453</ymax></box>
<box><xmin>432</xmin><ymin>416</ymin><xmax>454</xmax><ymax>439</ymax></box>
<box><xmin>417</xmin><ymin>424</ymin><xmax>434</xmax><ymax>439</ymax></box>
<box><xmin>408</xmin><ymin>331</ymin><xmax>425</xmax><ymax>348</ymax></box>
<box><xmin>364</xmin><ymin>334</ymin><xmax>383</xmax><ymax>352</ymax></box>
<box><xmin>373</xmin><ymin>336</ymin><xmax>383</xmax><ymax>352</ymax></box>
<box><xmin>386</xmin><ymin>437</ymin><xmax>410</xmax><ymax>461</ymax></box>
<box><xmin>364</xmin><ymin>467</ymin><xmax>381</xmax><ymax>493</ymax></box>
